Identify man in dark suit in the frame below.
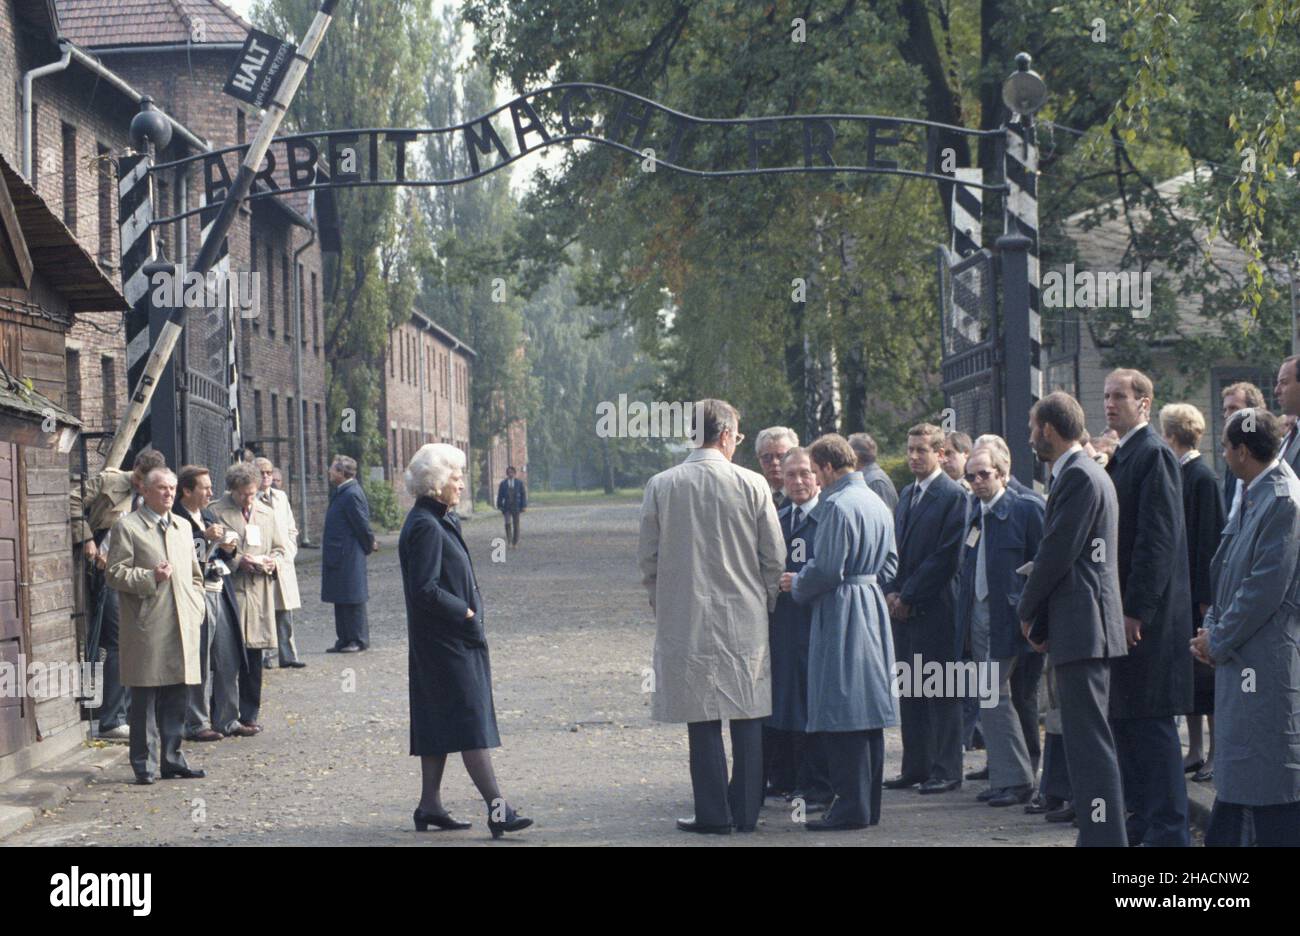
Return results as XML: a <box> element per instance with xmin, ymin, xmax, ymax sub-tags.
<box><xmin>848</xmin><ymin>432</ymin><xmax>899</xmax><ymax>512</ymax></box>
<box><xmin>882</xmin><ymin>423</ymin><xmax>967</xmax><ymax>794</ymax></box>
<box><xmin>1220</xmin><ymin>382</ymin><xmax>1266</xmax><ymax>520</ymax></box>
<box><xmin>1274</xmin><ymin>357</ymin><xmax>1300</xmax><ymax>475</ymax></box>
<box><xmin>496</xmin><ymin>466</ymin><xmax>527</xmax><ymax>547</ymax></box>
<box><xmin>756</xmin><ymin>427</ymin><xmax>799</xmax><ymax>511</ymax></box>
<box><xmin>1018</xmin><ymin>391</ymin><xmax>1129</xmax><ymax>846</ymax></box>
<box><xmin>322</xmin><ymin>455</ymin><xmax>377</xmax><ymax>653</ymax></box>
<box><xmin>1103</xmin><ymin>369</ymin><xmax>1193</xmax><ymax>847</ymax></box>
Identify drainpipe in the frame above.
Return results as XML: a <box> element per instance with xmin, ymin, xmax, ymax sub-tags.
<box><xmin>417</xmin><ymin>320</ymin><xmax>427</xmax><ymax>444</ymax></box>
<box><xmin>21</xmin><ymin>42</ymin><xmax>73</xmax><ymax>179</ymax></box>
<box><xmin>293</xmin><ymin>226</ymin><xmax>316</xmax><ymax>544</ymax></box>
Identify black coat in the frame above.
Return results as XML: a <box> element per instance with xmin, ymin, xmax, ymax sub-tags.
<box><xmin>321</xmin><ymin>480</ymin><xmax>374</xmax><ymax>604</ymax></box>
<box><xmin>399</xmin><ymin>496</ymin><xmax>500</xmax><ymax>755</ymax></box>
<box><xmin>1182</xmin><ymin>455</ymin><xmax>1225</xmax><ymax>715</ymax></box>
<box><xmin>1105</xmin><ymin>425</ymin><xmax>1193</xmax><ymax>719</ymax></box>
<box><xmin>768</xmin><ymin>499</ymin><xmax>818</xmax><ymax>732</ymax></box>
<box><xmin>883</xmin><ymin>471</ymin><xmax>967</xmax><ymax>664</ymax></box>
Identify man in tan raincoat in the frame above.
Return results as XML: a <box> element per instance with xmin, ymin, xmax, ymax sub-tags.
<box><xmin>638</xmin><ymin>398</ymin><xmax>785</xmax><ymax>835</ymax></box>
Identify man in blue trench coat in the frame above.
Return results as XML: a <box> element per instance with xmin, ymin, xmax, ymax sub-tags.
<box><xmin>785</xmin><ymin>433</ymin><xmax>899</xmax><ymax>831</ymax></box>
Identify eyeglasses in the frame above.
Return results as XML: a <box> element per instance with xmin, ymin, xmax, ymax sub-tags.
<box><xmin>758</xmin><ymin>451</ymin><xmax>786</xmax><ymax>464</ymax></box>
<box><xmin>965</xmin><ymin>469</ymin><xmax>996</xmax><ymax>482</ymax></box>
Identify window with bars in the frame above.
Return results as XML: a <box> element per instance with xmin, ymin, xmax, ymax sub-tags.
<box><xmin>250</xmin><ymin>235</ymin><xmax>260</xmax><ymax>333</ymax></box>
<box><xmin>271</xmin><ymin>392</ymin><xmax>280</xmax><ymax>464</ymax></box>
<box><xmin>61</xmin><ymin>123</ymin><xmax>77</xmax><ymax>229</ymax></box>
<box><xmin>96</xmin><ymin>143</ymin><xmax>112</xmax><ymax>262</ymax></box>
<box><xmin>286</xmin><ymin>395</ymin><xmax>295</xmax><ymax>476</ymax></box>
<box><xmin>298</xmin><ymin>263</ymin><xmax>306</xmax><ymax>346</ymax></box>
<box><xmin>100</xmin><ymin>356</ymin><xmax>117</xmax><ymax>430</ymax></box>
<box><xmin>266</xmin><ymin>244</ymin><xmax>276</xmax><ymax>335</ymax></box>
<box><xmin>282</xmin><ymin>255</ymin><xmax>291</xmax><ymax>342</ymax></box>
<box><xmin>314</xmin><ymin>403</ymin><xmax>324</xmax><ymax>479</ymax></box>
<box><xmin>253</xmin><ymin>390</ymin><xmax>263</xmax><ymax>444</ymax></box>
<box><xmin>312</xmin><ymin>272</ymin><xmax>320</xmax><ymax>354</ymax></box>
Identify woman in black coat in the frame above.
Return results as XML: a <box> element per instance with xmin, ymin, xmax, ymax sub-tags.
<box><xmin>399</xmin><ymin>443</ymin><xmax>531</xmax><ymax>838</ymax></box>
<box><xmin>1160</xmin><ymin>404</ymin><xmax>1225</xmax><ymax>783</ymax></box>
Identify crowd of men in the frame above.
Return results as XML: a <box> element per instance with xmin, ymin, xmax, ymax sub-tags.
<box><xmin>640</xmin><ymin>358</ymin><xmax>1300</xmax><ymax>846</ymax></box>
<box><xmin>74</xmin><ymin>452</ymin><xmax>377</xmax><ymax>784</ymax></box>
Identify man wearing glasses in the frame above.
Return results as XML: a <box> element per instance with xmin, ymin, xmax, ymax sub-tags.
<box><xmin>957</xmin><ymin>446</ymin><xmax>1044</xmax><ymax>807</ymax></box>
<box><xmin>755</xmin><ymin>427</ymin><xmax>799</xmax><ymax>511</ymax></box>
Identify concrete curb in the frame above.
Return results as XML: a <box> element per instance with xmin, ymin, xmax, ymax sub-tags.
<box><xmin>0</xmin><ymin>741</ymin><xmax>129</xmax><ymax>841</ymax></box>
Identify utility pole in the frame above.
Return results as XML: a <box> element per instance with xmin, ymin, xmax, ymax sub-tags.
<box><xmin>104</xmin><ymin>0</ymin><xmax>342</xmax><ymax>469</ymax></box>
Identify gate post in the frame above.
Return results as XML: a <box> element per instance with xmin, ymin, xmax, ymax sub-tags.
<box><xmin>998</xmin><ymin>233</ymin><xmax>1034</xmax><ymax>487</ymax></box>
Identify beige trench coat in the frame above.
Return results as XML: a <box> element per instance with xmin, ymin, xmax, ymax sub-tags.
<box><xmin>638</xmin><ymin>447</ymin><xmax>785</xmax><ymax>723</ymax></box>
<box><xmin>261</xmin><ymin>488</ymin><xmax>301</xmax><ymax>611</ymax></box>
<box><xmin>210</xmin><ymin>493</ymin><xmax>286</xmax><ymax>650</ymax></box>
<box><xmin>106</xmin><ymin>510</ymin><xmax>204</xmax><ymax>687</ymax></box>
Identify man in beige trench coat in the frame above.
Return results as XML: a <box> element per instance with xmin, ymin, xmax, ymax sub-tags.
<box><xmin>106</xmin><ymin>467</ymin><xmax>206</xmax><ymax>784</ymax></box>
<box><xmin>255</xmin><ymin>458</ymin><xmax>304</xmax><ymax>669</ymax></box>
<box><xmin>210</xmin><ymin>462</ymin><xmax>286</xmax><ymax>734</ymax></box>
<box><xmin>638</xmin><ymin>398</ymin><xmax>785</xmax><ymax>834</ymax></box>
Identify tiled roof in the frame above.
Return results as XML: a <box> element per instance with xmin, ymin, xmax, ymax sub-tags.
<box><xmin>56</xmin><ymin>0</ymin><xmax>250</xmax><ymax>48</ymax></box>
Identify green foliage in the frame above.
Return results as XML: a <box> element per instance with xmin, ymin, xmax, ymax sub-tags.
<box><xmin>362</xmin><ymin>477</ymin><xmax>403</xmax><ymax>532</ymax></box>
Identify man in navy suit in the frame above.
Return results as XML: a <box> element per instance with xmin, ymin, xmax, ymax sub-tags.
<box><xmin>882</xmin><ymin>423</ymin><xmax>968</xmax><ymax>794</ymax></box>
<box><xmin>322</xmin><ymin>455</ymin><xmax>377</xmax><ymax>653</ymax></box>
<box><xmin>496</xmin><ymin>466</ymin><xmax>527</xmax><ymax>547</ymax></box>
<box><xmin>1220</xmin><ymin>382</ymin><xmax>1266</xmax><ymax>518</ymax></box>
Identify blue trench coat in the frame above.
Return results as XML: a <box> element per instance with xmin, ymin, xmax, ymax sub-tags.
<box><xmin>1204</xmin><ymin>460</ymin><xmax>1300</xmax><ymax>806</ymax></box>
<box><xmin>791</xmin><ymin>472</ymin><xmax>899</xmax><ymax>733</ymax></box>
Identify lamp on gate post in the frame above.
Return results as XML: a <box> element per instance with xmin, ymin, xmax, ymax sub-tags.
<box><xmin>997</xmin><ymin>53</ymin><xmax>1047</xmax><ymax>488</ymax></box>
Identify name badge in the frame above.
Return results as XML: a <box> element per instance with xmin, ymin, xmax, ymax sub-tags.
<box><xmin>245</xmin><ymin>524</ymin><xmax>262</xmax><ymax>548</ymax></box>
<box><xmin>965</xmin><ymin>527</ymin><xmax>981</xmax><ymax>549</ymax></box>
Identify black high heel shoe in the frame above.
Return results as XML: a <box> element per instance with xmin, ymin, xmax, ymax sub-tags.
<box><xmin>413</xmin><ymin>807</ymin><xmax>471</xmax><ymax>831</ymax></box>
<box><xmin>487</xmin><ymin>803</ymin><xmax>533</xmax><ymax>839</ymax></box>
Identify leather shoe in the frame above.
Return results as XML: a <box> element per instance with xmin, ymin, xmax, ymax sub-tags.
<box><xmin>883</xmin><ymin>774</ymin><xmax>925</xmax><ymax>790</ymax></box>
<box><xmin>135</xmin><ymin>775</ymin><xmax>155</xmax><ymax>786</ymax></box>
<box><xmin>338</xmin><ymin>642</ymin><xmax>363</xmax><ymax>654</ymax></box>
<box><xmin>965</xmin><ymin>765</ymin><xmax>989</xmax><ymax>781</ymax></box>
<box><xmin>414</xmin><ymin>807</ymin><xmax>471</xmax><ymax>831</ymax></box>
<box><xmin>988</xmin><ymin>785</ymin><xmax>1034</xmax><ymax>807</ymax></box>
<box><xmin>228</xmin><ymin>723</ymin><xmax>260</xmax><ymax>737</ymax></box>
<box><xmin>325</xmin><ymin>644</ymin><xmax>344</xmax><ymax>653</ymax></box>
<box><xmin>1024</xmin><ymin>793</ymin><xmax>1062</xmax><ymax>815</ymax></box>
<box><xmin>238</xmin><ymin>720</ymin><xmax>262</xmax><ymax>734</ymax></box>
<box><xmin>161</xmin><ymin>767</ymin><xmax>206</xmax><ymax>780</ymax></box>
<box><xmin>977</xmin><ymin>786</ymin><xmax>1006</xmax><ymax>802</ymax></box>
<box><xmin>1045</xmin><ymin>802</ymin><xmax>1076</xmax><ymax>823</ymax></box>
<box><xmin>284</xmin><ymin>661</ymin><xmax>307</xmax><ymax>669</ymax></box>
<box><xmin>189</xmin><ymin>728</ymin><xmax>223</xmax><ymax>742</ymax></box>
<box><xmin>676</xmin><ymin>817</ymin><xmax>731</xmax><ymax>835</ymax></box>
<box><xmin>917</xmin><ymin>778</ymin><xmax>961</xmax><ymax>795</ymax></box>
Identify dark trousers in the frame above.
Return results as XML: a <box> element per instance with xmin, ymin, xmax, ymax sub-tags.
<box><xmin>238</xmin><ymin>647</ymin><xmax>263</xmax><ymax>725</ymax></box>
<box><xmin>1055</xmin><ymin>659</ymin><xmax>1128</xmax><ymax>846</ymax></box>
<box><xmin>1039</xmin><ymin>731</ymin><xmax>1073</xmax><ymax>803</ymax></box>
<box><xmin>764</xmin><ymin>727</ymin><xmax>831</xmax><ymax>799</ymax></box>
<box><xmin>503</xmin><ymin>510</ymin><xmax>521</xmax><ymax>546</ymax></box>
<box><xmin>1010</xmin><ymin>650</ymin><xmax>1045</xmax><ymax>770</ymax></box>
<box><xmin>687</xmin><ymin>718</ymin><xmax>763</xmax><ymax>831</ymax></box>
<box><xmin>1113</xmin><ymin>715</ymin><xmax>1191</xmax><ymax>847</ymax></box>
<box><xmin>209</xmin><ymin>595</ymin><xmax>244</xmax><ymax>735</ymax></box>
<box><xmin>333</xmin><ymin>602</ymin><xmax>369</xmax><ymax>649</ymax></box>
<box><xmin>822</xmin><ymin>729</ymin><xmax>884</xmax><ymax>826</ymax></box>
<box><xmin>87</xmin><ymin>563</ymin><xmax>129</xmax><ymax>730</ymax></box>
<box><xmin>899</xmin><ymin>694</ymin><xmax>963</xmax><ymax>782</ymax></box>
<box><xmin>1206</xmin><ymin>800</ymin><xmax>1300</xmax><ymax>847</ymax></box>
<box><xmin>128</xmin><ymin>684</ymin><xmax>189</xmax><ymax>779</ymax></box>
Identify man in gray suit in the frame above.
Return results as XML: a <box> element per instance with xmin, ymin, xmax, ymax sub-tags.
<box><xmin>848</xmin><ymin>433</ymin><xmax>899</xmax><ymax>512</ymax></box>
<box><xmin>1017</xmin><ymin>392</ymin><xmax>1129</xmax><ymax>846</ymax></box>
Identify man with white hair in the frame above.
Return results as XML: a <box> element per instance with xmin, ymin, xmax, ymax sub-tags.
<box><xmin>640</xmin><ymin>399</ymin><xmax>785</xmax><ymax>834</ymax></box>
<box><xmin>254</xmin><ymin>457</ymin><xmax>304</xmax><ymax>669</ymax></box>
<box><xmin>756</xmin><ymin>427</ymin><xmax>799</xmax><ymax>511</ymax></box>
<box><xmin>106</xmin><ymin>467</ymin><xmax>206</xmax><ymax>784</ymax></box>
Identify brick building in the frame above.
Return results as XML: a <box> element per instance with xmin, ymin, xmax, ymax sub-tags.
<box><xmin>57</xmin><ymin>0</ymin><xmax>337</xmax><ymax>542</ymax></box>
<box><xmin>381</xmin><ymin>311</ymin><xmax>475</xmax><ymax>511</ymax></box>
<box><xmin>0</xmin><ymin>0</ymin><xmax>145</xmax><ymax>779</ymax></box>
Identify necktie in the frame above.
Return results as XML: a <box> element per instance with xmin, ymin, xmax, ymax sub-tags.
<box><xmin>974</xmin><ymin>512</ymin><xmax>988</xmax><ymax>602</ymax></box>
<box><xmin>912</xmin><ymin>485</ymin><xmax>923</xmax><ymax>509</ymax></box>
<box><xmin>792</xmin><ymin>506</ymin><xmax>802</xmax><ymax>529</ymax></box>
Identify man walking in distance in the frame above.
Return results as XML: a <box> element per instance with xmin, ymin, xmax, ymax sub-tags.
<box><xmin>496</xmin><ymin>466</ymin><xmax>527</xmax><ymax>548</ymax></box>
<box><xmin>1103</xmin><ymin>368</ymin><xmax>1193</xmax><ymax>847</ymax></box>
<box><xmin>322</xmin><ymin>455</ymin><xmax>377</xmax><ymax>653</ymax></box>
<box><xmin>1018</xmin><ymin>392</ymin><xmax>1128</xmax><ymax>846</ymax></box>
<box><xmin>71</xmin><ymin>448</ymin><xmax>167</xmax><ymax>740</ymax></box>
<box><xmin>883</xmin><ymin>424</ymin><xmax>967</xmax><ymax>794</ymax></box>
<box><xmin>106</xmin><ymin>467</ymin><xmax>206</xmax><ymax>784</ymax></box>
<box><xmin>255</xmin><ymin>458</ymin><xmax>305</xmax><ymax>668</ymax></box>
<box><xmin>639</xmin><ymin>399</ymin><xmax>785</xmax><ymax>834</ymax></box>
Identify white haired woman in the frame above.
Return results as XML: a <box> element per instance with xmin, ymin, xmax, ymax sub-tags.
<box><xmin>399</xmin><ymin>443</ymin><xmax>532</xmax><ymax>838</ymax></box>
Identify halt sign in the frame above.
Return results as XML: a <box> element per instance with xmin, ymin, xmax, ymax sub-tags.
<box><xmin>223</xmin><ymin>28</ymin><xmax>296</xmax><ymax>109</ymax></box>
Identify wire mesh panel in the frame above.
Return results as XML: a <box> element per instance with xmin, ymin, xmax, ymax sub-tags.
<box><xmin>183</xmin><ymin>296</ymin><xmax>234</xmax><ymax>489</ymax></box>
<box><xmin>938</xmin><ymin>246</ymin><xmax>1002</xmax><ymax>439</ymax></box>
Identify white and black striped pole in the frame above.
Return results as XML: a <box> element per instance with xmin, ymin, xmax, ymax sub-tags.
<box><xmin>951</xmin><ymin>167</ymin><xmax>983</xmax><ymax>259</ymax></box>
<box><xmin>104</xmin><ymin>0</ymin><xmax>341</xmax><ymax>469</ymax></box>
<box><xmin>997</xmin><ymin>53</ymin><xmax>1047</xmax><ymax>488</ymax></box>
